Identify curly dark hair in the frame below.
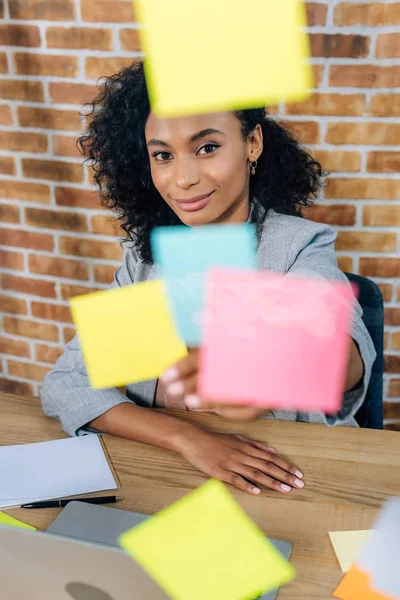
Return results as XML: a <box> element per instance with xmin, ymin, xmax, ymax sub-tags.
<box><xmin>78</xmin><ymin>60</ymin><xmax>324</xmax><ymax>263</ymax></box>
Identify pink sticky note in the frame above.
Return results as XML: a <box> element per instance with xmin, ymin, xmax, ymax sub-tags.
<box><xmin>198</xmin><ymin>268</ymin><xmax>356</xmax><ymax>413</ymax></box>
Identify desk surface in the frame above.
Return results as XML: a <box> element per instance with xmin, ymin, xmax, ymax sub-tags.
<box><xmin>1</xmin><ymin>392</ymin><xmax>399</xmax><ymax>599</ymax></box>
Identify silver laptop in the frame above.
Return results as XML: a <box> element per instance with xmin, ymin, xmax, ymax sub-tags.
<box><xmin>47</xmin><ymin>501</ymin><xmax>293</xmax><ymax>600</ymax></box>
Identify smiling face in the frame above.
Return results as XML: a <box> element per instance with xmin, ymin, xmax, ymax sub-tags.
<box><xmin>145</xmin><ymin>112</ymin><xmax>263</xmax><ymax>226</ymax></box>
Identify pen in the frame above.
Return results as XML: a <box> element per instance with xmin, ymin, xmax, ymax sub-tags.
<box><xmin>21</xmin><ymin>496</ymin><xmax>124</xmax><ymax>509</ymax></box>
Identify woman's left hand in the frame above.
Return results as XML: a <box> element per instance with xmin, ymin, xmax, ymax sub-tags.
<box><xmin>160</xmin><ymin>349</ymin><xmax>269</xmax><ymax>420</ymax></box>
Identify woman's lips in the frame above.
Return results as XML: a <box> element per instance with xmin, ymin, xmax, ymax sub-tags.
<box><xmin>175</xmin><ymin>191</ymin><xmax>214</xmax><ymax>212</ymax></box>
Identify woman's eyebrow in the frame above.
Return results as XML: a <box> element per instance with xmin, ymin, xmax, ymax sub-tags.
<box><xmin>147</xmin><ymin>128</ymin><xmax>225</xmax><ymax>148</ymax></box>
<box><xmin>147</xmin><ymin>138</ymin><xmax>170</xmax><ymax>148</ymax></box>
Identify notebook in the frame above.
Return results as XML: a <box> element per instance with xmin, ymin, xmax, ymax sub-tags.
<box><xmin>0</xmin><ymin>435</ymin><xmax>117</xmax><ymax>509</ymax></box>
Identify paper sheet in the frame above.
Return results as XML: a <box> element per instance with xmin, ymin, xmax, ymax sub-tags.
<box><xmin>329</xmin><ymin>530</ymin><xmax>371</xmax><ymax>573</ymax></box>
<box><xmin>70</xmin><ymin>280</ymin><xmax>187</xmax><ymax>388</ymax></box>
<box><xmin>119</xmin><ymin>479</ymin><xmax>295</xmax><ymax>600</ymax></box>
<box><xmin>0</xmin><ymin>435</ymin><xmax>117</xmax><ymax>509</ymax></box>
<box><xmin>151</xmin><ymin>224</ymin><xmax>256</xmax><ymax>345</ymax></box>
<box><xmin>136</xmin><ymin>0</ymin><xmax>312</xmax><ymax>116</ymax></box>
<box><xmin>0</xmin><ymin>512</ymin><xmax>36</xmax><ymax>531</ymax></box>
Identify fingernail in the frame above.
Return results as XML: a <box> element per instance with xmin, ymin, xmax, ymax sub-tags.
<box><xmin>253</xmin><ymin>487</ymin><xmax>261</xmax><ymax>494</ymax></box>
<box><xmin>160</xmin><ymin>367</ymin><xmax>179</xmax><ymax>383</ymax></box>
<box><xmin>280</xmin><ymin>484</ymin><xmax>291</xmax><ymax>492</ymax></box>
<box><xmin>294</xmin><ymin>478</ymin><xmax>304</xmax><ymax>489</ymax></box>
<box><xmin>267</xmin><ymin>447</ymin><xmax>276</xmax><ymax>453</ymax></box>
<box><xmin>295</xmin><ymin>470</ymin><xmax>303</xmax><ymax>479</ymax></box>
<box><xmin>185</xmin><ymin>394</ymin><xmax>200</xmax><ymax>409</ymax></box>
<box><xmin>166</xmin><ymin>381</ymin><xmax>184</xmax><ymax>396</ymax></box>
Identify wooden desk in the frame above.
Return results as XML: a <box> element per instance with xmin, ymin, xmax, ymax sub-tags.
<box><xmin>1</xmin><ymin>392</ymin><xmax>399</xmax><ymax>599</ymax></box>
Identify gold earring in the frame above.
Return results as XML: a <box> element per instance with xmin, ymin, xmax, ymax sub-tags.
<box><xmin>250</xmin><ymin>160</ymin><xmax>257</xmax><ymax>175</ymax></box>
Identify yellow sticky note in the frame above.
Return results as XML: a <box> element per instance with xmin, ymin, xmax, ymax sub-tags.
<box><xmin>136</xmin><ymin>0</ymin><xmax>312</xmax><ymax>117</ymax></box>
<box><xmin>119</xmin><ymin>479</ymin><xmax>295</xmax><ymax>600</ymax></box>
<box><xmin>70</xmin><ymin>280</ymin><xmax>187</xmax><ymax>389</ymax></box>
<box><xmin>329</xmin><ymin>530</ymin><xmax>372</xmax><ymax>573</ymax></box>
<box><xmin>0</xmin><ymin>511</ymin><xmax>36</xmax><ymax>531</ymax></box>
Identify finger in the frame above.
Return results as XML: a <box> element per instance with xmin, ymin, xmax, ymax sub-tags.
<box><xmin>235</xmin><ymin>464</ymin><xmax>292</xmax><ymax>494</ymax></box>
<box><xmin>220</xmin><ymin>470</ymin><xmax>261</xmax><ymax>496</ymax></box>
<box><xmin>240</xmin><ymin>456</ymin><xmax>304</xmax><ymax>490</ymax></box>
<box><xmin>235</xmin><ymin>434</ymin><xmax>276</xmax><ymax>453</ymax></box>
<box><xmin>237</xmin><ymin>442</ymin><xmax>303</xmax><ymax>479</ymax></box>
<box><xmin>166</xmin><ymin>374</ymin><xmax>198</xmax><ymax>398</ymax></box>
<box><xmin>160</xmin><ymin>349</ymin><xmax>199</xmax><ymax>384</ymax></box>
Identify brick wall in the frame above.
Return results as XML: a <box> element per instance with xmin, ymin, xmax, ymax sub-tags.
<box><xmin>0</xmin><ymin>1</ymin><xmax>399</xmax><ymax>429</ymax></box>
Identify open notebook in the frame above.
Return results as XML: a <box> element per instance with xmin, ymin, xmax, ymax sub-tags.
<box><xmin>0</xmin><ymin>435</ymin><xmax>118</xmax><ymax>509</ymax></box>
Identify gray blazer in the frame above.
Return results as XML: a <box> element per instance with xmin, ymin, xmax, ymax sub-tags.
<box><xmin>41</xmin><ymin>210</ymin><xmax>376</xmax><ymax>436</ymax></box>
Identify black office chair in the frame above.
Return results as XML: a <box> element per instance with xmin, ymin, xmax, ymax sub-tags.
<box><xmin>344</xmin><ymin>272</ymin><xmax>384</xmax><ymax>429</ymax></box>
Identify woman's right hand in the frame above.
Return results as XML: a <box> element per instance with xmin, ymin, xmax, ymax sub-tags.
<box><xmin>176</xmin><ymin>429</ymin><xmax>304</xmax><ymax>495</ymax></box>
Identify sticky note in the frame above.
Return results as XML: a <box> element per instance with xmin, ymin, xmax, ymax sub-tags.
<box><xmin>199</xmin><ymin>268</ymin><xmax>355</xmax><ymax>412</ymax></box>
<box><xmin>70</xmin><ymin>280</ymin><xmax>187</xmax><ymax>388</ymax></box>
<box><xmin>119</xmin><ymin>479</ymin><xmax>295</xmax><ymax>600</ymax></box>
<box><xmin>136</xmin><ymin>0</ymin><xmax>312</xmax><ymax>116</ymax></box>
<box><xmin>151</xmin><ymin>224</ymin><xmax>256</xmax><ymax>345</ymax></box>
<box><xmin>0</xmin><ymin>512</ymin><xmax>36</xmax><ymax>531</ymax></box>
<box><xmin>334</xmin><ymin>564</ymin><xmax>396</xmax><ymax>600</ymax></box>
<box><xmin>329</xmin><ymin>531</ymin><xmax>371</xmax><ymax>573</ymax></box>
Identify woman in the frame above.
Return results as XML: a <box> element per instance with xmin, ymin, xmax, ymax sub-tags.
<box><xmin>41</xmin><ymin>61</ymin><xmax>375</xmax><ymax>496</ymax></box>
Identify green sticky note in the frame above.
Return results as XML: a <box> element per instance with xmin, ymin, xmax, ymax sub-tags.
<box><xmin>0</xmin><ymin>511</ymin><xmax>36</xmax><ymax>531</ymax></box>
<box><xmin>119</xmin><ymin>480</ymin><xmax>295</xmax><ymax>600</ymax></box>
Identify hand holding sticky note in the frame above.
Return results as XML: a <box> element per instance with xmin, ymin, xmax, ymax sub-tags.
<box><xmin>119</xmin><ymin>479</ymin><xmax>295</xmax><ymax>600</ymax></box>
<box><xmin>70</xmin><ymin>280</ymin><xmax>187</xmax><ymax>389</ymax></box>
<box><xmin>136</xmin><ymin>0</ymin><xmax>312</xmax><ymax>116</ymax></box>
<box><xmin>199</xmin><ymin>268</ymin><xmax>356</xmax><ymax>412</ymax></box>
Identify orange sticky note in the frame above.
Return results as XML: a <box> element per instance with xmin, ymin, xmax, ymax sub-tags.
<box><xmin>334</xmin><ymin>564</ymin><xmax>396</xmax><ymax>600</ymax></box>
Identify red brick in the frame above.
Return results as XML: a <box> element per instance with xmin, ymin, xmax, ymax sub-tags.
<box><xmin>376</xmin><ymin>33</ymin><xmax>400</xmax><ymax>59</ymax></box>
<box><xmin>0</xmin><ymin>52</ymin><xmax>7</xmax><ymax>74</ymax></box>
<box><xmin>0</xmin><ymin>293</ymin><xmax>27</xmax><ymax>315</ymax></box>
<box><xmin>0</xmin><ymin>337</ymin><xmax>30</xmax><ymax>358</ymax></box>
<box><xmin>304</xmin><ymin>204</ymin><xmax>356</xmax><ymax>226</ymax></box>
<box><xmin>9</xmin><ymin>0</ymin><xmax>75</xmax><ymax>20</ymax></box>
<box><xmin>81</xmin><ymin>0</ymin><xmax>134</xmax><ymax>22</ymax></box>
<box><xmin>282</xmin><ymin>120</ymin><xmax>319</xmax><ymax>144</ymax></box>
<box><xmin>0</xmin><ymin>79</ymin><xmax>44</xmax><ymax>102</ymax></box>
<box><xmin>0</xmin><ymin>378</ymin><xmax>33</xmax><ymax>396</ymax></box>
<box><xmin>334</xmin><ymin>3</ymin><xmax>400</xmax><ymax>26</ymax></box>
<box><xmin>0</xmin><ymin>203</ymin><xmax>19</xmax><ymax>224</ymax></box>
<box><xmin>0</xmin><ymin>1</ymin><xmax>4</xmax><ymax>19</ymax></box>
<box><xmin>35</xmin><ymin>344</ymin><xmax>63</xmax><ymax>364</ymax></box>
<box><xmin>0</xmin><ymin>105</ymin><xmax>12</xmax><ymax>124</ymax></box>
<box><xmin>14</xmin><ymin>53</ymin><xmax>78</xmax><ymax>77</ymax></box>
<box><xmin>3</xmin><ymin>316</ymin><xmax>59</xmax><ymax>341</ymax></box>
<box><xmin>0</xmin><ymin>180</ymin><xmax>50</xmax><ymax>204</ymax></box>
<box><xmin>29</xmin><ymin>254</ymin><xmax>89</xmax><ymax>281</ymax></box>
<box><xmin>377</xmin><ymin>283</ymin><xmax>393</xmax><ymax>303</ymax></box>
<box><xmin>370</xmin><ymin>94</ymin><xmax>400</xmax><ymax>117</ymax></box>
<box><xmin>397</xmin><ymin>285</ymin><xmax>400</xmax><ymax>303</ymax></box>
<box><xmin>0</xmin><ymin>24</ymin><xmax>40</xmax><ymax>46</ymax></box>
<box><xmin>0</xmin><ymin>228</ymin><xmax>54</xmax><ymax>251</ymax></box>
<box><xmin>55</xmin><ymin>186</ymin><xmax>100</xmax><ymax>209</ymax></box>
<box><xmin>326</xmin><ymin>122</ymin><xmax>400</xmax><ymax>146</ymax></box>
<box><xmin>93</xmin><ymin>263</ymin><xmax>116</xmax><ymax>284</ymax></box>
<box><xmin>8</xmin><ymin>359</ymin><xmax>51</xmax><ymax>381</ymax></box>
<box><xmin>90</xmin><ymin>214</ymin><xmax>123</xmax><ymax>236</ymax></box>
<box><xmin>60</xmin><ymin>236</ymin><xmax>122</xmax><ymax>261</ymax></box>
<box><xmin>0</xmin><ymin>156</ymin><xmax>15</xmax><ymax>175</ymax></box>
<box><xmin>363</xmin><ymin>205</ymin><xmax>400</xmax><ymax>227</ymax></box>
<box><xmin>85</xmin><ymin>56</ymin><xmax>135</xmax><ymax>80</ymax></box>
<box><xmin>326</xmin><ymin>178</ymin><xmax>400</xmax><ymax>201</ymax></box>
<box><xmin>18</xmin><ymin>107</ymin><xmax>81</xmax><ymax>131</ymax></box>
<box><xmin>53</xmin><ymin>135</ymin><xmax>81</xmax><ymax>158</ymax></box>
<box><xmin>63</xmin><ymin>326</ymin><xmax>76</xmax><ymax>344</ymax></box>
<box><xmin>286</xmin><ymin>93</ymin><xmax>365</xmax><ymax>117</ymax></box>
<box><xmin>312</xmin><ymin>65</ymin><xmax>324</xmax><ymax>89</ymax></box>
<box><xmin>31</xmin><ymin>301</ymin><xmax>73</xmax><ymax>323</ymax></box>
<box><xmin>336</xmin><ymin>231</ymin><xmax>397</xmax><ymax>253</ymax></box>
<box><xmin>306</xmin><ymin>3</ymin><xmax>327</xmax><ymax>26</ymax></box>
<box><xmin>1</xmin><ymin>274</ymin><xmax>56</xmax><ymax>298</ymax></box>
<box><xmin>385</xmin><ymin>356</ymin><xmax>400</xmax><ymax>374</ymax></box>
<box><xmin>336</xmin><ymin>256</ymin><xmax>353</xmax><ymax>273</ymax></box>
<box><xmin>0</xmin><ymin>130</ymin><xmax>47</xmax><ymax>152</ymax></box>
<box><xmin>388</xmin><ymin>380</ymin><xmax>400</xmax><ymax>397</ymax></box>
<box><xmin>385</xmin><ymin>309</ymin><xmax>400</xmax><ymax>327</ymax></box>
<box><xmin>0</xmin><ymin>249</ymin><xmax>24</xmax><ymax>271</ymax></box>
<box><xmin>367</xmin><ymin>152</ymin><xmax>400</xmax><ymax>174</ymax></box>
<box><xmin>25</xmin><ymin>208</ymin><xmax>87</xmax><ymax>232</ymax></box>
<box><xmin>119</xmin><ymin>28</ymin><xmax>141</xmax><ymax>51</ymax></box>
<box><xmin>359</xmin><ymin>258</ymin><xmax>400</xmax><ymax>279</ymax></box>
<box><xmin>60</xmin><ymin>283</ymin><xmax>100</xmax><ymax>301</ymax></box>
<box><xmin>22</xmin><ymin>158</ymin><xmax>84</xmax><ymax>183</ymax></box>
<box><xmin>312</xmin><ymin>150</ymin><xmax>361</xmax><ymax>173</ymax></box>
<box><xmin>392</xmin><ymin>333</ymin><xmax>400</xmax><ymax>351</ymax></box>
<box><xmin>310</xmin><ymin>34</ymin><xmax>369</xmax><ymax>58</ymax></box>
<box><xmin>330</xmin><ymin>65</ymin><xmax>400</xmax><ymax>89</ymax></box>
<box><xmin>49</xmin><ymin>82</ymin><xmax>98</xmax><ymax>106</ymax></box>
<box><xmin>383</xmin><ymin>401</ymin><xmax>400</xmax><ymax>419</ymax></box>
<box><xmin>47</xmin><ymin>26</ymin><xmax>112</xmax><ymax>50</ymax></box>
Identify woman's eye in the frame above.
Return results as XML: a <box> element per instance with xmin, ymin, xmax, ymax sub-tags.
<box><xmin>153</xmin><ymin>151</ymin><xmax>172</xmax><ymax>161</ymax></box>
<box><xmin>198</xmin><ymin>143</ymin><xmax>219</xmax><ymax>155</ymax></box>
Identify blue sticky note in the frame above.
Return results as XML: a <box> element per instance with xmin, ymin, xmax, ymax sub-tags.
<box><xmin>151</xmin><ymin>224</ymin><xmax>257</xmax><ymax>345</ymax></box>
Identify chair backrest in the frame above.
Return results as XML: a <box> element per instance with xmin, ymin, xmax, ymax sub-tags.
<box><xmin>344</xmin><ymin>272</ymin><xmax>384</xmax><ymax>429</ymax></box>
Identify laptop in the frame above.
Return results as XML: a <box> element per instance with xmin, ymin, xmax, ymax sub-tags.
<box><xmin>47</xmin><ymin>501</ymin><xmax>293</xmax><ymax>600</ymax></box>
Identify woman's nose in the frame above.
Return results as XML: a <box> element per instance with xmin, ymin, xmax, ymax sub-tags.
<box><xmin>174</xmin><ymin>158</ymin><xmax>200</xmax><ymax>190</ymax></box>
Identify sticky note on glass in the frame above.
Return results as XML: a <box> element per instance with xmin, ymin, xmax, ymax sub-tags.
<box><xmin>0</xmin><ymin>512</ymin><xmax>36</xmax><ymax>531</ymax></box>
<box><xmin>199</xmin><ymin>268</ymin><xmax>355</xmax><ymax>412</ymax></box>
<box><xmin>329</xmin><ymin>531</ymin><xmax>371</xmax><ymax>573</ymax></box>
<box><xmin>151</xmin><ymin>224</ymin><xmax>256</xmax><ymax>345</ymax></box>
<box><xmin>70</xmin><ymin>280</ymin><xmax>187</xmax><ymax>389</ymax></box>
<box><xmin>136</xmin><ymin>0</ymin><xmax>312</xmax><ymax>116</ymax></box>
<box><xmin>119</xmin><ymin>479</ymin><xmax>295</xmax><ymax>600</ymax></box>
